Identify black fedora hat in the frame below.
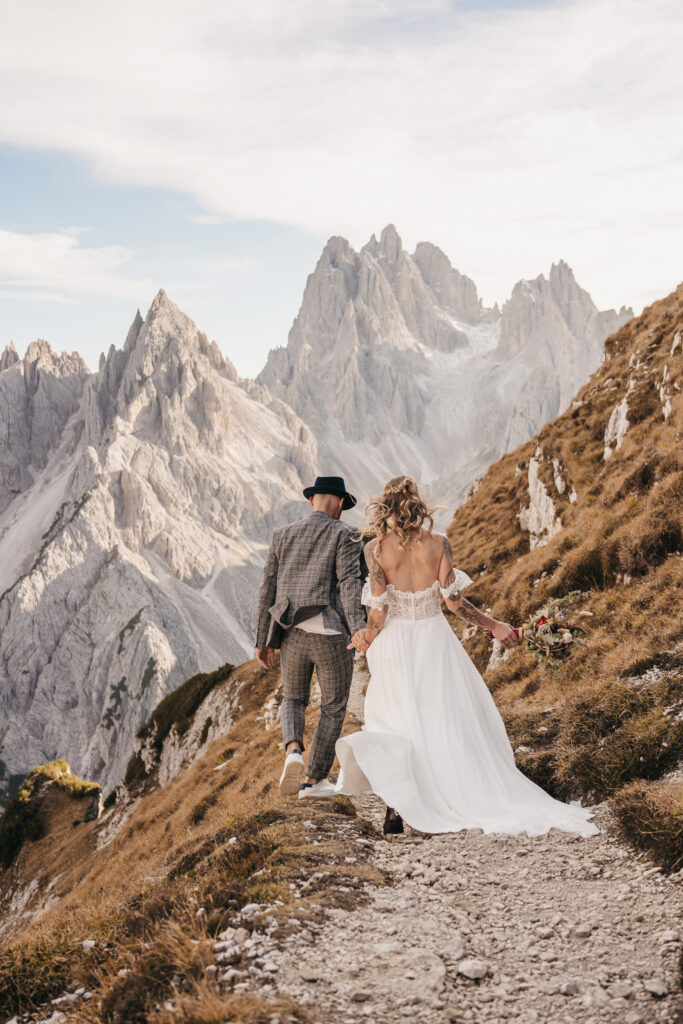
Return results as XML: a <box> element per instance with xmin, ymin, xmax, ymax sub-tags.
<box><xmin>303</xmin><ymin>475</ymin><xmax>357</xmax><ymax>510</ymax></box>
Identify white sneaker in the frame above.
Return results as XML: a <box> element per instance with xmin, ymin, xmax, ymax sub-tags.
<box><xmin>298</xmin><ymin>778</ymin><xmax>337</xmax><ymax>799</ymax></box>
<box><xmin>279</xmin><ymin>750</ymin><xmax>304</xmax><ymax>796</ymax></box>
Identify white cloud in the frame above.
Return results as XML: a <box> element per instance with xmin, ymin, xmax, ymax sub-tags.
<box><xmin>0</xmin><ymin>228</ymin><xmax>149</xmax><ymax>300</ymax></box>
<box><xmin>0</xmin><ymin>289</ymin><xmax>70</xmax><ymax>304</ymax></box>
<box><xmin>0</xmin><ymin>0</ymin><xmax>681</xmax><ymax>311</ymax></box>
<box><xmin>200</xmin><ymin>258</ymin><xmax>258</xmax><ymax>274</ymax></box>
<box><xmin>0</xmin><ymin>231</ymin><xmax>252</xmax><ymax>304</ymax></box>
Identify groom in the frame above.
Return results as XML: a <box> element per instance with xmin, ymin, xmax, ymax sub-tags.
<box><xmin>254</xmin><ymin>476</ymin><xmax>367</xmax><ymax>798</ymax></box>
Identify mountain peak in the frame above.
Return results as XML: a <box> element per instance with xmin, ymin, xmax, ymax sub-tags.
<box><xmin>24</xmin><ymin>339</ymin><xmax>57</xmax><ymax>363</ymax></box>
<box><xmin>0</xmin><ymin>339</ymin><xmax>19</xmax><ymax>372</ymax></box>
<box><xmin>144</xmin><ymin>288</ymin><xmax>188</xmax><ymax>327</ymax></box>
<box><xmin>413</xmin><ymin>242</ymin><xmax>482</xmax><ymax>324</ymax></box>
<box><xmin>549</xmin><ymin>259</ymin><xmax>581</xmax><ymax>290</ymax></box>
<box><xmin>124</xmin><ymin>309</ymin><xmax>144</xmax><ymax>353</ymax></box>
<box><xmin>319</xmin><ymin>234</ymin><xmax>355</xmax><ymax>267</ymax></box>
<box><xmin>360</xmin><ymin>223</ymin><xmax>404</xmax><ymax>266</ymax></box>
<box><xmin>133</xmin><ymin>289</ymin><xmax>202</xmax><ymax>360</ymax></box>
<box><xmin>378</xmin><ymin>223</ymin><xmax>403</xmax><ymax>262</ymax></box>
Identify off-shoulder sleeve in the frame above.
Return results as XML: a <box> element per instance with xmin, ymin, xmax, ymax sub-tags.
<box><xmin>361</xmin><ymin>576</ymin><xmax>389</xmax><ymax>609</ymax></box>
<box><xmin>439</xmin><ymin>568</ymin><xmax>474</xmax><ymax>599</ymax></box>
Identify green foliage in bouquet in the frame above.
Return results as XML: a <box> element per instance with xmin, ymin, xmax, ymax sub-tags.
<box><xmin>520</xmin><ymin>590</ymin><xmax>588</xmax><ymax>661</ymax></box>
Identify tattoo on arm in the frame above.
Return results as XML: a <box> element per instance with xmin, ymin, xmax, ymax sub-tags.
<box><xmin>366</xmin><ymin>541</ymin><xmax>388</xmax><ymax>590</ymax></box>
<box><xmin>366</xmin><ymin>610</ymin><xmax>385</xmax><ymax>636</ymax></box>
<box><xmin>440</xmin><ymin>533</ymin><xmax>455</xmax><ymax>588</ymax></box>
<box><xmin>450</xmin><ymin>595</ymin><xmax>490</xmax><ymax>629</ymax></box>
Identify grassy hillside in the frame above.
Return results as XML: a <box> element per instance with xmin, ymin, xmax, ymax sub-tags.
<box><xmin>0</xmin><ymin>658</ymin><xmax>371</xmax><ymax>1023</ymax></box>
<box><xmin>446</xmin><ymin>283</ymin><xmax>682</xmax><ymax>870</ymax></box>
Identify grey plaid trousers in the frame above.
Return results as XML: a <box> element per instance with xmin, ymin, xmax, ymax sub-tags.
<box><xmin>279</xmin><ymin>627</ymin><xmax>354</xmax><ymax>781</ymax></box>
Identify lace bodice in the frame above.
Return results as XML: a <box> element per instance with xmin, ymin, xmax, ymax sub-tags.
<box><xmin>361</xmin><ymin>569</ymin><xmax>474</xmax><ymax>621</ymax></box>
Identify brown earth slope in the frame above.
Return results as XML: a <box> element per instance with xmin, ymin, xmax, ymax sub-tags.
<box><xmin>445</xmin><ymin>283</ymin><xmax>682</xmax><ymax>868</ymax></box>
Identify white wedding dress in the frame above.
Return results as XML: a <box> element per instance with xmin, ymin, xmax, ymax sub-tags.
<box><xmin>335</xmin><ymin>572</ymin><xmax>599</xmax><ymax>838</ymax></box>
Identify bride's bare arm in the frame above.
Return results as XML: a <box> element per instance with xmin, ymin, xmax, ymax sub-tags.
<box><xmin>364</xmin><ymin>539</ymin><xmax>389</xmax><ymax>646</ymax></box>
<box><xmin>438</xmin><ymin>535</ymin><xmax>520</xmax><ymax>648</ymax></box>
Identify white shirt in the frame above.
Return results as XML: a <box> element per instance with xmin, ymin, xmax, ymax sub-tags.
<box><xmin>294</xmin><ymin>610</ymin><xmax>342</xmax><ymax>635</ymax></box>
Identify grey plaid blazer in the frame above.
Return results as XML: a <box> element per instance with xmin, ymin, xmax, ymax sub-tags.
<box><xmin>255</xmin><ymin>510</ymin><xmax>366</xmax><ymax>650</ymax></box>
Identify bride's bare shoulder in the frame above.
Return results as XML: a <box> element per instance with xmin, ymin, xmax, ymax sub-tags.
<box><xmin>364</xmin><ymin>535</ymin><xmax>383</xmax><ymax>566</ymax></box>
<box><xmin>432</xmin><ymin>530</ymin><xmax>453</xmax><ymax>556</ymax></box>
<box><xmin>364</xmin><ymin>534</ymin><xmax>379</xmax><ymax>556</ymax></box>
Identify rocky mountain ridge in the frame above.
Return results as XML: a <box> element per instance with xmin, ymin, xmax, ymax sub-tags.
<box><xmin>0</xmin><ymin>290</ymin><xmax>317</xmax><ymax>803</ymax></box>
<box><xmin>259</xmin><ymin>224</ymin><xmax>632</xmax><ymax>512</ymax></box>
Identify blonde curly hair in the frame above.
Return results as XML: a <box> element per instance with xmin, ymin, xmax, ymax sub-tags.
<box><xmin>365</xmin><ymin>475</ymin><xmax>439</xmax><ymax>551</ymax></box>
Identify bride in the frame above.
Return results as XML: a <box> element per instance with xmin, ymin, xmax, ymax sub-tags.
<box><xmin>337</xmin><ymin>475</ymin><xmax>599</xmax><ymax>839</ymax></box>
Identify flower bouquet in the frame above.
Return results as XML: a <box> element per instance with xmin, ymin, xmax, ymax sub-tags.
<box><xmin>487</xmin><ymin>595</ymin><xmax>587</xmax><ymax>660</ymax></box>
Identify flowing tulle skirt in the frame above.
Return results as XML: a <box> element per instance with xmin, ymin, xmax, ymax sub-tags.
<box><xmin>335</xmin><ymin>613</ymin><xmax>599</xmax><ymax>838</ymax></box>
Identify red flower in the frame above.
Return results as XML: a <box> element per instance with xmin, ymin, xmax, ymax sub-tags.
<box><xmin>536</xmin><ymin>616</ymin><xmax>549</xmax><ymax>627</ymax></box>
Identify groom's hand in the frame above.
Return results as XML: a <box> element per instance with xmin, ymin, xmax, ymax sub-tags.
<box><xmin>347</xmin><ymin>629</ymin><xmax>369</xmax><ymax>653</ymax></box>
<box><xmin>255</xmin><ymin>647</ymin><xmax>274</xmax><ymax>670</ymax></box>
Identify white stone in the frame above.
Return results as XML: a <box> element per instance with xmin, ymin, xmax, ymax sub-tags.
<box><xmin>604</xmin><ymin>395</ymin><xmax>629</xmax><ymax>459</ymax></box>
<box><xmin>457</xmin><ymin>957</ymin><xmax>489</xmax><ymax>979</ymax></box>
<box><xmin>518</xmin><ymin>455</ymin><xmax>562</xmax><ymax>549</ymax></box>
<box><xmin>644</xmin><ymin>977</ymin><xmax>668</xmax><ymax>997</ymax></box>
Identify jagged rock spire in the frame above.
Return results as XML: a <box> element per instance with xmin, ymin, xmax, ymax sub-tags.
<box><xmin>0</xmin><ymin>339</ymin><xmax>19</xmax><ymax>372</ymax></box>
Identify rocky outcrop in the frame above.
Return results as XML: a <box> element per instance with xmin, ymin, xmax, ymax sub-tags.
<box><xmin>412</xmin><ymin>241</ymin><xmax>483</xmax><ymax>324</ymax></box>
<box><xmin>604</xmin><ymin>396</ymin><xmax>630</xmax><ymax>459</ymax></box>
<box><xmin>259</xmin><ymin>227</ymin><xmax>632</xmax><ymax>514</ymax></box>
<box><xmin>0</xmin><ymin>339</ymin><xmax>90</xmax><ymax>514</ymax></box>
<box><xmin>0</xmin><ymin>292</ymin><xmax>318</xmax><ymax>802</ymax></box>
<box><xmin>0</xmin><ymin>340</ymin><xmax>19</xmax><ymax>372</ymax></box>
<box><xmin>498</xmin><ymin>261</ymin><xmax>633</xmax><ymax>437</ymax></box>
<box><xmin>518</xmin><ymin>449</ymin><xmax>563</xmax><ymax>549</ymax></box>
<box><xmin>123</xmin><ymin>661</ymin><xmax>243</xmax><ymax>792</ymax></box>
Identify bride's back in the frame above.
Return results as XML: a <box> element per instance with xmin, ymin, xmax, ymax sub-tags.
<box><xmin>372</xmin><ymin>529</ymin><xmax>444</xmax><ymax>593</ymax></box>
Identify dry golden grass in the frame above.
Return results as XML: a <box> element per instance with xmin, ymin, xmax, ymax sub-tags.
<box><xmin>0</xmin><ymin>656</ymin><xmax>383</xmax><ymax>1022</ymax></box>
<box><xmin>610</xmin><ymin>778</ymin><xmax>683</xmax><ymax>873</ymax></box>
<box><xmin>447</xmin><ymin>283</ymin><xmax>683</xmax><ymax>869</ymax></box>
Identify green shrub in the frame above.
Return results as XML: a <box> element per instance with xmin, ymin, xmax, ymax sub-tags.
<box><xmin>0</xmin><ymin>760</ymin><xmax>100</xmax><ymax>869</ymax></box>
<box><xmin>139</xmin><ymin>662</ymin><xmax>235</xmax><ymax>754</ymax></box>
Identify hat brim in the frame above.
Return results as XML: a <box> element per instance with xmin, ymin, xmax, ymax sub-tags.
<box><xmin>303</xmin><ymin>485</ymin><xmax>357</xmax><ymax>510</ymax></box>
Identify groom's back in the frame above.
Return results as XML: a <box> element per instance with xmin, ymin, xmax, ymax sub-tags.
<box><xmin>274</xmin><ymin>511</ymin><xmax>352</xmax><ymax>598</ymax></box>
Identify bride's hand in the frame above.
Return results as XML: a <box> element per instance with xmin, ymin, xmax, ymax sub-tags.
<box><xmin>491</xmin><ymin>621</ymin><xmax>522</xmax><ymax>649</ymax></box>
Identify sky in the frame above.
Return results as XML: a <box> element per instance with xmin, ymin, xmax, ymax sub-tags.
<box><xmin>0</xmin><ymin>0</ymin><xmax>681</xmax><ymax>379</ymax></box>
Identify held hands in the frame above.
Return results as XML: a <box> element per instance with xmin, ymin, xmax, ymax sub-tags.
<box><xmin>255</xmin><ymin>647</ymin><xmax>274</xmax><ymax>670</ymax></box>
<box><xmin>490</xmin><ymin>621</ymin><xmax>523</xmax><ymax>650</ymax></box>
<box><xmin>347</xmin><ymin>629</ymin><xmax>370</xmax><ymax>653</ymax></box>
